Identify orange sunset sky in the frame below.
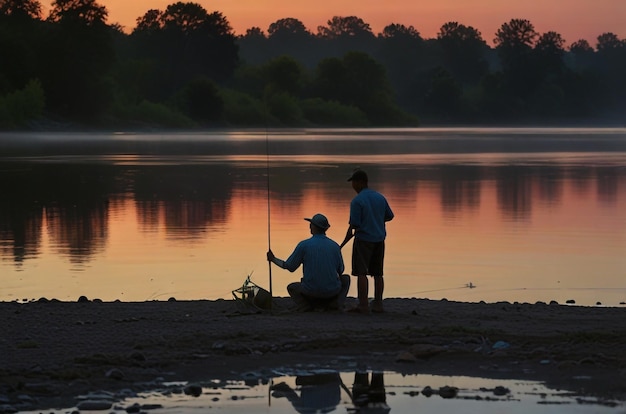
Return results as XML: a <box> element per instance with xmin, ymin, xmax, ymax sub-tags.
<box><xmin>44</xmin><ymin>0</ymin><xmax>625</xmax><ymax>46</ymax></box>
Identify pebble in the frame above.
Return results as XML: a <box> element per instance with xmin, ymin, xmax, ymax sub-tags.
<box><xmin>76</xmin><ymin>400</ymin><xmax>112</xmax><ymax>410</ymax></box>
<box><xmin>184</xmin><ymin>384</ymin><xmax>203</xmax><ymax>397</ymax></box>
<box><xmin>106</xmin><ymin>368</ymin><xmax>125</xmax><ymax>380</ymax></box>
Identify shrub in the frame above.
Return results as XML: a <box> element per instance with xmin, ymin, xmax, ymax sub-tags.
<box><xmin>0</xmin><ymin>79</ymin><xmax>46</xmax><ymax>128</ymax></box>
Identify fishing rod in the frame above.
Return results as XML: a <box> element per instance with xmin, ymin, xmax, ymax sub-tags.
<box><xmin>266</xmin><ymin>120</ymin><xmax>273</xmax><ymax>305</ymax></box>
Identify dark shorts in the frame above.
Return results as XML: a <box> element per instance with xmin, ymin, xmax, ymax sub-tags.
<box><xmin>351</xmin><ymin>239</ymin><xmax>385</xmax><ymax>277</ymax></box>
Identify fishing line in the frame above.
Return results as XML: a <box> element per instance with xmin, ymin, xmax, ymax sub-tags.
<box><xmin>265</xmin><ymin>113</ymin><xmax>273</xmax><ymax>303</ymax></box>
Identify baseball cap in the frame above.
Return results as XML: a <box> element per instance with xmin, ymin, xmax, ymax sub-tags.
<box><xmin>347</xmin><ymin>169</ymin><xmax>368</xmax><ymax>182</ymax></box>
<box><xmin>304</xmin><ymin>213</ymin><xmax>330</xmax><ymax>230</ymax></box>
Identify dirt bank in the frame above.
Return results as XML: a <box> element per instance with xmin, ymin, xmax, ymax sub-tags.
<box><xmin>1</xmin><ymin>297</ymin><xmax>625</xmax><ymax>411</ymax></box>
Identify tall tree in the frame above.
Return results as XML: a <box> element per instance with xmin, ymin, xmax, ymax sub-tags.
<box><xmin>42</xmin><ymin>0</ymin><xmax>114</xmax><ymax>120</ymax></box>
<box><xmin>534</xmin><ymin>31</ymin><xmax>566</xmax><ymax>75</ymax></box>
<box><xmin>316</xmin><ymin>16</ymin><xmax>374</xmax><ymax>39</ymax></box>
<box><xmin>493</xmin><ymin>19</ymin><xmax>539</xmax><ymax>99</ymax></box>
<box><xmin>374</xmin><ymin>23</ymin><xmax>424</xmax><ymax>110</ymax></box>
<box><xmin>311</xmin><ymin>51</ymin><xmax>399</xmax><ymax>123</ymax></box>
<box><xmin>595</xmin><ymin>32</ymin><xmax>626</xmax><ymax>111</ymax></box>
<box><xmin>261</xmin><ymin>17</ymin><xmax>318</xmax><ymax>66</ymax></box>
<box><xmin>48</xmin><ymin>0</ymin><xmax>107</xmax><ymax>25</ymax></box>
<box><xmin>437</xmin><ymin>21</ymin><xmax>489</xmax><ymax>84</ymax></box>
<box><xmin>0</xmin><ymin>0</ymin><xmax>44</xmax><ymax>92</ymax></box>
<box><xmin>0</xmin><ymin>0</ymin><xmax>41</xmax><ymax>19</ymax></box>
<box><xmin>268</xmin><ymin>17</ymin><xmax>310</xmax><ymax>39</ymax></box>
<box><xmin>131</xmin><ymin>1</ymin><xmax>238</xmax><ymax>98</ymax></box>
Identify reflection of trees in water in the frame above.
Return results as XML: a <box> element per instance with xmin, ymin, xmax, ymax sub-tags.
<box><xmin>0</xmin><ymin>160</ymin><xmax>624</xmax><ymax>266</ymax></box>
<box><xmin>495</xmin><ymin>166</ymin><xmax>533</xmax><ymax>220</ymax></box>
<box><xmin>567</xmin><ymin>167</ymin><xmax>593</xmax><ymax>196</ymax></box>
<box><xmin>131</xmin><ymin>165</ymin><xmax>234</xmax><ymax>240</ymax></box>
<box><xmin>45</xmin><ymin>202</ymin><xmax>108</xmax><ymax>264</ymax></box>
<box><xmin>36</xmin><ymin>164</ymin><xmax>114</xmax><ymax>264</ymax></box>
<box><xmin>535</xmin><ymin>166</ymin><xmax>564</xmax><ymax>206</ymax></box>
<box><xmin>439</xmin><ymin>165</ymin><xmax>481</xmax><ymax>216</ymax></box>
<box><xmin>596</xmin><ymin>167</ymin><xmax>620</xmax><ymax>204</ymax></box>
<box><xmin>0</xmin><ymin>201</ymin><xmax>43</xmax><ymax>265</ymax></box>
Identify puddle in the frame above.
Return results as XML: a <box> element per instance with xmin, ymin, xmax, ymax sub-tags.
<box><xmin>16</xmin><ymin>369</ymin><xmax>624</xmax><ymax>413</ymax></box>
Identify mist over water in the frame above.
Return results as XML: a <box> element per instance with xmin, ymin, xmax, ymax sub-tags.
<box><xmin>1</xmin><ymin>128</ymin><xmax>625</xmax><ymax>306</ymax></box>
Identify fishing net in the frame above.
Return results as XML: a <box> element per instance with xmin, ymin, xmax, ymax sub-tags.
<box><xmin>232</xmin><ymin>274</ymin><xmax>273</xmax><ymax>312</ymax></box>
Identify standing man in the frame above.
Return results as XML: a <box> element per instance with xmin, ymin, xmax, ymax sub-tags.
<box><xmin>341</xmin><ymin>169</ymin><xmax>394</xmax><ymax>313</ymax></box>
<box><xmin>267</xmin><ymin>213</ymin><xmax>350</xmax><ymax>312</ymax></box>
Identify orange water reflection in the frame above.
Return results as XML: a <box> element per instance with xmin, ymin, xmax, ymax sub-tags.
<box><xmin>1</xmin><ymin>147</ymin><xmax>625</xmax><ymax>306</ymax></box>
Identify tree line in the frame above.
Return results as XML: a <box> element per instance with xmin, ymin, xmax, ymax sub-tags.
<box><xmin>1</xmin><ymin>0</ymin><xmax>625</xmax><ymax>129</ymax></box>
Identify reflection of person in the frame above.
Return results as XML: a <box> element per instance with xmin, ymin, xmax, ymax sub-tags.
<box><xmin>272</xmin><ymin>373</ymin><xmax>341</xmax><ymax>413</ymax></box>
<box><xmin>351</xmin><ymin>371</ymin><xmax>389</xmax><ymax>412</ymax></box>
<box><xmin>267</xmin><ymin>213</ymin><xmax>350</xmax><ymax>311</ymax></box>
<box><xmin>341</xmin><ymin>169</ymin><xmax>394</xmax><ymax>313</ymax></box>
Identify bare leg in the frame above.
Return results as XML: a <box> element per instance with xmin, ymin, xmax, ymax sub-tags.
<box><xmin>374</xmin><ymin>276</ymin><xmax>384</xmax><ymax>302</ymax></box>
<box><xmin>357</xmin><ymin>275</ymin><xmax>369</xmax><ymax>309</ymax></box>
<box><xmin>371</xmin><ymin>276</ymin><xmax>384</xmax><ymax>312</ymax></box>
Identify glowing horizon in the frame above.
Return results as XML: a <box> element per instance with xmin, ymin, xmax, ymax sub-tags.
<box><xmin>41</xmin><ymin>0</ymin><xmax>625</xmax><ymax>46</ymax></box>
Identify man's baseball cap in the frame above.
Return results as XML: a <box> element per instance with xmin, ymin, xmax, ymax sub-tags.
<box><xmin>305</xmin><ymin>213</ymin><xmax>330</xmax><ymax>230</ymax></box>
<box><xmin>347</xmin><ymin>169</ymin><xmax>368</xmax><ymax>182</ymax></box>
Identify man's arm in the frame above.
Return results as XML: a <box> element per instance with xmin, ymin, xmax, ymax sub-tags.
<box><xmin>340</xmin><ymin>226</ymin><xmax>355</xmax><ymax>249</ymax></box>
<box><xmin>266</xmin><ymin>249</ymin><xmax>286</xmax><ymax>268</ymax></box>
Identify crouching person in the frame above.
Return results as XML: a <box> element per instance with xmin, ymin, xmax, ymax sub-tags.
<box><xmin>267</xmin><ymin>213</ymin><xmax>350</xmax><ymax>312</ymax></box>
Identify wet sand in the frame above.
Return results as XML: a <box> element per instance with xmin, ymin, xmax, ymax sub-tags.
<box><xmin>1</xmin><ymin>297</ymin><xmax>625</xmax><ymax>411</ymax></box>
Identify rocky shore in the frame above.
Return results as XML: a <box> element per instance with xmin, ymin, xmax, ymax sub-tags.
<box><xmin>1</xmin><ymin>297</ymin><xmax>625</xmax><ymax>412</ymax></box>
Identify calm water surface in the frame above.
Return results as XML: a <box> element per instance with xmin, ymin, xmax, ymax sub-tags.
<box><xmin>1</xmin><ymin>128</ymin><xmax>625</xmax><ymax>306</ymax></box>
<box><xmin>18</xmin><ymin>370</ymin><xmax>626</xmax><ymax>414</ymax></box>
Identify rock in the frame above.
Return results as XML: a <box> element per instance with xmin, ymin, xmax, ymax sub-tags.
<box><xmin>494</xmin><ymin>386</ymin><xmax>510</xmax><ymax>396</ymax></box>
<box><xmin>566</xmin><ymin>299</ymin><xmax>575</xmax><ymax>304</ymax></box>
<box><xmin>125</xmin><ymin>403</ymin><xmax>141</xmax><ymax>413</ymax></box>
<box><xmin>77</xmin><ymin>296</ymin><xmax>90</xmax><ymax>303</ymax></box>
<box><xmin>106</xmin><ymin>368</ymin><xmax>125</xmax><ymax>380</ymax></box>
<box><xmin>184</xmin><ymin>384</ymin><xmax>202</xmax><ymax>397</ymax></box>
<box><xmin>439</xmin><ymin>386</ymin><xmax>458</xmax><ymax>399</ymax></box>
<box><xmin>422</xmin><ymin>386</ymin><xmax>434</xmax><ymax>397</ymax></box>
<box><xmin>76</xmin><ymin>400</ymin><xmax>112</xmax><ymax>410</ymax></box>
<box><xmin>395</xmin><ymin>351</ymin><xmax>417</xmax><ymax>363</ymax></box>
<box><xmin>0</xmin><ymin>404</ymin><xmax>17</xmax><ymax>413</ymax></box>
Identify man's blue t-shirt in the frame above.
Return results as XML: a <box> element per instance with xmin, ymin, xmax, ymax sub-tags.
<box><xmin>284</xmin><ymin>234</ymin><xmax>344</xmax><ymax>296</ymax></box>
<box><xmin>349</xmin><ymin>188</ymin><xmax>394</xmax><ymax>243</ymax></box>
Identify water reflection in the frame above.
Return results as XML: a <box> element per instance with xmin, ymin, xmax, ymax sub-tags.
<box><xmin>19</xmin><ymin>370</ymin><xmax>624</xmax><ymax>414</ymax></box>
<box><xmin>1</xmin><ymin>132</ymin><xmax>625</xmax><ymax>304</ymax></box>
<box><xmin>3</xmin><ymin>162</ymin><xmax>623</xmax><ymax>262</ymax></box>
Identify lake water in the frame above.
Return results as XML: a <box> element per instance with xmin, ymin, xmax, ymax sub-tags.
<box><xmin>1</xmin><ymin>128</ymin><xmax>625</xmax><ymax>306</ymax></box>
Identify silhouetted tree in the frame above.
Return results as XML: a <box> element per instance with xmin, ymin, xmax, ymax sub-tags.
<box><xmin>568</xmin><ymin>39</ymin><xmax>595</xmax><ymax>71</ymax></box>
<box><xmin>175</xmin><ymin>76</ymin><xmax>223</xmax><ymax>123</ymax></box>
<box><xmin>41</xmin><ymin>0</ymin><xmax>114</xmax><ymax>120</ymax></box>
<box><xmin>373</xmin><ymin>23</ymin><xmax>425</xmax><ymax>111</ymax></box>
<box><xmin>316</xmin><ymin>16</ymin><xmax>376</xmax><ymax>57</ymax></box>
<box><xmin>0</xmin><ymin>0</ymin><xmax>41</xmax><ymax>19</ymax></box>
<box><xmin>437</xmin><ymin>21</ymin><xmax>489</xmax><ymax>84</ymax></box>
<box><xmin>131</xmin><ymin>2</ymin><xmax>238</xmax><ymax>98</ymax></box>
<box><xmin>594</xmin><ymin>32</ymin><xmax>626</xmax><ymax>112</ymax></box>
<box><xmin>263</xmin><ymin>55</ymin><xmax>307</xmax><ymax>97</ymax></box>
<box><xmin>423</xmin><ymin>67</ymin><xmax>463</xmax><ymax>120</ymax></box>
<box><xmin>311</xmin><ymin>51</ymin><xmax>406</xmax><ymax>124</ymax></box>
<box><xmin>268</xmin><ymin>17</ymin><xmax>310</xmax><ymax>38</ymax></box>
<box><xmin>493</xmin><ymin>19</ymin><xmax>540</xmax><ymax>101</ymax></box>
<box><xmin>262</xmin><ymin>17</ymin><xmax>319</xmax><ymax>67</ymax></box>
<box><xmin>0</xmin><ymin>0</ymin><xmax>44</xmax><ymax>93</ymax></box>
